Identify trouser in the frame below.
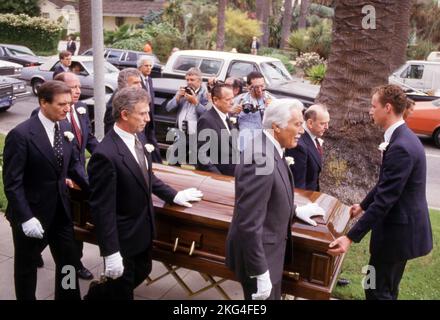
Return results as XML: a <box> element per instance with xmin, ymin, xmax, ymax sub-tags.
<box><xmin>241</xmin><ymin>276</ymin><xmax>282</xmax><ymax>300</ymax></box>
<box><xmin>12</xmin><ymin>200</ymin><xmax>81</xmax><ymax>300</ymax></box>
<box><xmin>364</xmin><ymin>255</ymin><xmax>407</xmax><ymax>300</ymax></box>
<box><xmin>75</xmin><ymin>240</ymin><xmax>85</xmax><ymax>269</ymax></box>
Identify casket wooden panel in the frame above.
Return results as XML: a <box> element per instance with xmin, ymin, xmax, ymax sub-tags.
<box><xmin>71</xmin><ymin>164</ymin><xmax>352</xmax><ymax>300</ymax></box>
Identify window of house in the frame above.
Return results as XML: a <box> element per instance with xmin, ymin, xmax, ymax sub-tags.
<box><xmin>115</xmin><ymin>17</ymin><xmax>125</xmax><ymax>27</ymax></box>
<box><xmin>42</xmin><ymin>12</ymin><xmax>50</xmax><ymax>19</ymax></box>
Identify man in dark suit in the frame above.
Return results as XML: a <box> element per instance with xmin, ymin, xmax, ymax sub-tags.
<box><xmin>3</xmin><ymin>81</ymin><xmax>89</xmax><ymax>300</ymax></box>
<box><xmin>53</xmin><ymin>51</ymin><xmax>72</xmax><ymax>79</ymax></box>
<box><xmin>226</xmin><ymin>98</ymin><xmax>324</xmax><ymax>300</ymax></box>
<box><xmin>328</xmin><ymin>84</ymin><xmax>433</xmax><ymax>300</ymax></box>
<box><xmin>137</xmin><ymin>56</ymin><xmax>161</xmax><ymax>162</ymax></box>
<box><xmin>197</xmin><ymin>83</ymin><xmax>239</xmax><ymax>176</ymax></box>
<box><xmin>87</xmin><ymin>87</ymin><xmax>203</xmax><ymax>300</ymax></box>
<box><xmin>66</xmin><ymin>35</ymin><xmax>77</xmax><ymax>55</ymax></box>
<box><xmin>285</xmin><ymin>104</ymin><xmax>329</xmax><ymax>191</ymax></box>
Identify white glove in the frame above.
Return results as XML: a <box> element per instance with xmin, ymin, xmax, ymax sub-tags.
<box><xmin>104</xmin><ymin>252</ymin><xmax>124</xmax><ymax>279</ymax></box>
<box><xmin>252</xmin><ymin>270</ymin><xmax>272</xmax><ymax>300</ymax></box>
<box><xmin>296</xmin><ymin>203</ymin><xmax>325</xmax><ymax>226</ymax></box>
<box><xmin>21</xmin><ymin>217</ymin><xmax>44</xmax><ymax>239</ymax></box>
<box><xmin>173</xmin><ymin>187</ymin><xmax>203</xmax><ymax>208</ymax></box>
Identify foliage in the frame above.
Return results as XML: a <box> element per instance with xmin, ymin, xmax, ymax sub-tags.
<box><xmin>333</xmin><ymin>210</ymin><xmax>440</xmax><ymax>300</ymax></box>
<box><xmin>292</xmin><ymin>51</ymin><xmax>325</xmax><ymax>71</ymax></box>
<box><xmin>0</xmin><ymin>13</ymin><xmax>62</xmax><ymax>53</ymax></box>
<box><xmin>266</xmin><ymin>53</ymin><xmax>296</xmax><ymax>74</ymax></box>
<box><xmin>407</xmin><ymin>39</ymin><xmax>439</xmax><ymax>60</ymax></box>
<box><xmin>259</xmin><ymin>47</ymin><xmax>297</xmax><ymax>61</ymax></box>
<box><xmin>305</xmin><ymin>63</ymin><xmax>326</xmax><ymax>84</ymax></box>
<box><xmin>211</xmin><ymin>8</ymin><xmax>262</xmax><ymax>54</ymax></box>
<box><xmin>410</xmin><ymin>2</ymin><xmax>440</xmax><ymax>44</ymax></box>
<box><xmin>0</xmin><ymin>0</ymin><xmax>40</xmax><ymax>17</ymax></box>
<box><xmin>104</xmin><ymin>24</ymin><xmax>136</xmax><ymax>46</ymax></box>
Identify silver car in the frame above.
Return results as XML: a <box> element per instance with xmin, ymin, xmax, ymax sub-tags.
<box><xmin>20</xmin><ymin>56</ymin><xmax>119</xmax><ymax>97</ymax></box>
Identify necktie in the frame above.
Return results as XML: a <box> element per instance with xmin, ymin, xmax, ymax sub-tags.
<box><xmin>144</xmin><ymin>77</ymin><xmax>151</xmax><ymax>101</ymax></box>
<box><xmin>53</xmin><ymin>122</ymin><xmax>63</xmax><ymax>169</ymax></box>
<box><xmin>70</xmin><ymin>109</ymin><xmax>82</xmax><ymax>148</ymax></box>
<box><xmin>134</xmin><ymin>136</ymin><xmax>149</xmax><ymax>187</ymax></box>
<box><xmin>315</xmin><ymin>138</ymin><xmax>323</xmax><ymax>157</ymax></box>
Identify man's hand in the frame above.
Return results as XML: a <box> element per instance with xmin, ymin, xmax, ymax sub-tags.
<box><xmin>252</xmin><ymin>270</ymin><xmax>272</xmax><ymax>300</ymax></box>
<box><xmin>328</xmin><ymin>236</ymin><xmax>352</xmax><ymax>256</ymax></box>
<box><xmin>104</xmin><ymin>252</ymin><xmax>124</xmax><ymax>279</ymax></box>
<box><xmin>176</xmin><ymin>87</ymin><xmax>186</xmax><ymax>103</ymax></box>
<box><xmin>295</xmin><ymin>203</ymin><xmax>325</xmax><ymax>226</ymax></box>
<box><xmin>350</xmin><ymin>204</ymin><xmax>363</xmax><ymax>218</ymax></box>
<box><xmin>185</xmin><ymin>93</ymin><xmax>199</xmax><ymax>105</ymax></box>
<box><xmin>232</xmin><ymin>103</ymin><xmax>242</xmax><ymax>114</ymax></box>
<box><xmin>22</xmin><ymin>217</ymin><xmax>44</xmax><ymax>239</ymax></box>
<box><xmin>173</xmin><ymin>188</ymin><xmax>203</xmax><ymax>207</ymax></box>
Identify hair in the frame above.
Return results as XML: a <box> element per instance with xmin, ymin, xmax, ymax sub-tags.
<box><xmin>262</xmin><ymin>99</ymin><xmax>304</xmax><ymax>129</ymax></box>
<box><xmin>225</xmin><ymin>77</ymin><xmax>244</xmax><ymax>95</ymax></box>
<box><xmin>211</xmin><ymin>83</ymin><xmax>232</xmax><ymax>100</ymax></box>
<box><xmin>59</xmin><ymin>50</ymin><xmax>72</xmax><ymax>60</ymax></box>
<box><xmin>37</xmin><ymin>80</ymin><xmax>72</xmax><ymax>105</ymax></box>
<box><xmin>117</xmin><ymin>68</ymin><xmax>142</xmax><ymax>89</ymax></box>
<box><xmin>186</xmin><ymin>67</ymin><xmax>202</xmax><ymax>79</ymax></box>
<box><xmin>53</xmin><ymin>71</ymin><xmax>77</xmax><ymax>82</ymax></box>
<box><xmin>372</xmin><ymin>84</ymin><xmax>408</xmax><ymax>115</ymax></box>
<box><xmin>136</xmin><ymin>55</ymin><xmax>155</xmax><ymax>68</ymax></box>
<box><xmin>246</xmin><ymin>71</ymin><xmax>264</xmax><ymax>85</ymax></box>
<box><xmin>112</xmin><ymin>87</ymin><xmax>149</xmax><ymax>121</ymax></box>
<box><xmin>304</xmin><ymin>104</ymin><xmax>328</xmax><ymax>121</ymax></box>
<box><xmin>403</xmin><ymin>98</ymin><xmax>416</xmax><ymax>120</ymax></box>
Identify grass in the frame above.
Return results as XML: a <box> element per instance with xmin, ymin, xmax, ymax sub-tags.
<box><xmin>333</xmin><ymin>209</ymin><xmax>440</xmax><ymax>300</ymax></box>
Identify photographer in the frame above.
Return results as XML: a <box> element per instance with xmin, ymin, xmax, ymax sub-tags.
<box><xmin>234</xmin><ymin>71</ymin><xmax>275</xmax><ymax>150</ymax></box>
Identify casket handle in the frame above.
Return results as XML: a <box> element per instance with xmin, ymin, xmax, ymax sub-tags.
<box><xmin>287</xmin><ymin>272</ymin><xmax>300</xmax><ymax>280</ymax></box>
<box><xmin>173</xmin><ymin>238</ymin><xmax>179</xmax><ymax>252</ymax></box>
<box><xmin>189</xmin><ymin>241</ymin><xmax>195</xmax><ymax>256</ymax></box>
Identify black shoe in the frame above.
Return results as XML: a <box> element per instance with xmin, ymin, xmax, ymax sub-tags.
<box><xmin>337</xmin><ymin>278</ymin><xmax>351</xmax><ymax>286</ymax></box>
<box><xmin>37</xmin><ymin>255</ymin><xmax>44</xmax><ymax>268</ymax></box>
<box><xmin>77</xmin><ymin>267</ymin><xmax>94</xmax><ymax>280</ymax></box>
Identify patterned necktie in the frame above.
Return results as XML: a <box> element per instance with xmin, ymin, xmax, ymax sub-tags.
<box><xmin>53</xmin><ymin>122</ymin><xmax>63</xmax><ymax>169</ymax></box>
<box><xmin>315</xmin><ymin>138</ymin><xmax>323</xmax><ymax>157</ymax></box>
<box><xmin>134</xmin><ymin>136</ymin><xmax>149</xmax><ymax>187</ymax></box>
<box><xmin>70</xmin><ymin>109</ymin><xmax>82</xmax><ymax>148</ymax></box>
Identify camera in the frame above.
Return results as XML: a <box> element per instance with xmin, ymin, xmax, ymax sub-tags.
<box><xmin>184</xmin><ymin>86</ymin><xmax>195</xmax><ymax>95</ymax></box>
<box><xmin>242</xmin><ymin>102</ymin><xmax>261</xmax><ymax>114</ymax></box>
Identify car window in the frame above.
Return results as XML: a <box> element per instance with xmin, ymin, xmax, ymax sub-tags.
<box><xmin>199</xmin><ymin>59</ymin><xmax>222</xmax><ymax>76</ymax></box>
<box><xmin>5</xmin><ymin>46</ymin><xmax>35</xmax><ymax>56</ymax></box>
<box><xmin>125</xmin><ymin>52</ymin><xmax>137</xmax><ymax>62</ymax></box>
<box><xmin>173</xmin><ymin>56</ymin><xmax>200</xmax><ymax>72</ymax></box>
<box><xmin>82</xmin><ymin>49</ymin><xmax>93</xmax><ymax>56</ymax></box>
<box><xmin>82</xmin><ymin>61</ymin><xmax>119</xmax><ymax>74</ymax></box>
<box><xmin>260</xmin><ymin>61</ymin><xmax>292</xmax><ymax>82</ymax></box>
<box><xmin>107</xmin><ymin>50</ymin><xmax>123</xmax><ymax>60</ymax></box>
<box><xmin>0</xmin><ymin>47</ymin><xmax>4</xmax><ymax>56</ymax></box>
<box><xmin>401</xmin><ymin>64</ymin><xmax>424</xmax><ymax>79</ymax></box>
<box><xmin>227</xmin><ymin>61</ymin><xmax>258</xmax><ymax>80</ymax></box>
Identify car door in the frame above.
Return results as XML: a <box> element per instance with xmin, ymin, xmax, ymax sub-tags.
<box><xmin>399</xmin><ymin>63</ymin><xmax>427</xmax><ymax>90</ymax></box>
<box><xmin>226</xmin><ymin>60</ymin><xmax>259</xmax><ymax>83</ymax></box>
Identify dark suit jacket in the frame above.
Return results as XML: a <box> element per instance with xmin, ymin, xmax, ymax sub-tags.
<box><xmin>67</xmin><ymin>41</ymin><xmax>76</xmax><ymax>55</ymax></box>
<box><xmin>87</xmin><ymin>128</ymin><xmax>177</xmax><ymax>258</ymax></box>
<box><xmin>196</xmin><ymin>107</ymin><xmax>237</xmax><ymax>176</ymax></box>
<box><xmin>226</xmin><ymin>132</ymin><xmax>295</xmax><ymax>284</ymax></box>
<box><xmin>141</xmin><ymin>76</ymin><xmax>161</xmax><ymax>162</ymax></box>
<box><xmin>103</xmin><ymin>92</ymin><xmax>115</xmax><ymax>135</ymax></box>
<box><xmin>285</xmin><ymin>131</ymin><xmax>321</xmax><ymax>191</ymax></box>
<box><xmin>3</xmin><ymin>115</ymin><xmax>88</xmax><ymax>229</ymax></box>
<box><xmin>53</xmin><ymin>65</ymin><xmax>67</xmax><ymax>79</ymax></box>
<box><xmin>347</xmin><ymin>124</ymin><xmax>433</xmax><ymax>262</ymax></box>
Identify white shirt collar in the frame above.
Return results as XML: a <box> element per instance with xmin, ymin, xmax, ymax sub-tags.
<box><xmin>114</xmin><ymin>123</ymin><xmax>136</xmax><ymax>144</ymax></box>
<box><xmin>212</xmin><ymin>105</ymin><xmax>227</xmax><ymax>121</ymax></box>
<box><xmin>303</xmin><ymin>123</ymin><xmax>317</xmax><ymax>141</ymax></box>
<box><xmin>384</xmin><ymin>119</ymin><xmax>405</xmax><ymax>143</ymax></box>
<box><xmin>263</xmin><ymin>129</ymin><xmax>284</xmax><ymax>158</ymax></box>
<box><xmin>37</xmin><ymin>111</ymin><xmax>58</xmax><ymax>147</ymax></box>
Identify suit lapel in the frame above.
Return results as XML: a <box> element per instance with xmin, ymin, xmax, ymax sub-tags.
<box><xmin>29</xmin><ymin>116</ymin><xmax>58</xmax><ymax>170</ymax></box>
<box><xmin>60</xmin><ymin>120</ymin><xmax>72</xmax><ymax>169</ymax></box>
<box><xmin>303</xmin><ymin>132</ymin><xmax>322</xmax><ymax>169</ymax></box>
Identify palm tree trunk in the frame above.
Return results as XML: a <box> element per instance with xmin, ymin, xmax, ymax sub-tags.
<box><xmin>78</xmin><ymin>0</ymin><xmax>92</xmax><ymax>54</ymax></box>
<box><xmin>315</xmin><ymin>0</ymin><xmax>409</xmax><ymax>204</ymax></box>
<box><xmin>389</xmin><ymin>0</ymin><xmax>413</xmax><ymax>73</ymax></box>
<box><xmin>280</xmin><ymin>0</ymin><xmax>294</xmax><ymax>49</ymax></box>
<box><xmin>216</xmin><ymin>0</ymin><xmax>228</xmax><ymax>50</ymax></box>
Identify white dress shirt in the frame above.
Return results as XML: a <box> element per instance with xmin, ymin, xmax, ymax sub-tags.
<box><xmin>113</xmin><ymin>124</ymin><xmax>148</xmax><ymax>169</ymax></box>
<box><xmin>384</xmin><ymin>119</ymin><xmax>405</xmax><ymax>143</ymax></box>
<box><xmin>263</xmin><ymin>129</ymin><xmax>284</xmax><ymax>158</ymax></box>
<box><xmin>38</xmin><ymin>111</ymin><xmax>58</xmax><ymax>147</ymax></box>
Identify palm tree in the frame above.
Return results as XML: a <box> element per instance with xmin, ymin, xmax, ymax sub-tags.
<box><xmin>389</xmin><ymin>0</ymin><xmax>413</xmax><ymax>72</ymax></box>
<box><xmin>78</xmin><ymin>0</ymin><xmax>92</xmax><ymax>54</ymax></box>
<box><xmin>315</xmin><ymin>0</ymin><xmax>412</xmax><ymax>204</ymax></box>
<box><xmin>216</xmin><ymin>0</ymin><xmax>228</xmax><ymax>50</ymax></box>
<box><xmin>280</xmin><ymin>0</ymin><xmax>295</xmax><ymax>49</ymax></box>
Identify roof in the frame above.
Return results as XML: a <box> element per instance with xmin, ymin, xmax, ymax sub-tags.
<box><xmin>46</xmin><ymin>0</ymin><xmax>79</xmax><ymax>10</ymax></box>
<box><xmin>102</xmin><ymin>0</ymin><xmax>166</xmax><ymax>17</ymax></box>
<box><xmin>169</xmin><ymin>50</ymin><xmax>282</xmax><ymax>63</ymax></box>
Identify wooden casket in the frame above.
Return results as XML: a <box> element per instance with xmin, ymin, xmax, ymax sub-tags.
<box><xmin>72</xmin><ymin>164</ymin><xmax>352</xmax><ymax>300</ymax></box>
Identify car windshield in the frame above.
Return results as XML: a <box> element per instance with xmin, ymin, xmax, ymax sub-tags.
<box><xmin>260</xmin><ymin>61</ymin><xmax>292</xmax><ymax>82</ymax></box>
<box><xmin>81</xmin><ymin>61</ymin><xmax>119</xmax><ymax>74</ymax></box>
<box><xmin>6</xmin><ymin>46</ymin><xmax>36</xmax><ymax>56</ymax></box>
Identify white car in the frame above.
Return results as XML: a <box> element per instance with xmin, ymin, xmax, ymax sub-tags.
<box><xmin>0</xmin><ymin>59</ymin><xmax>22</xmax><ymax>78</ymax></box>
<box><xmin>20</xmin><ymin>56</ymin><xmax>119</xmax><ymax>97</ymax></box>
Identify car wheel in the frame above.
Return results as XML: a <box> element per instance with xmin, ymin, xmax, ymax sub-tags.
<box><xmin>31</xmin><ymin>78</ymin><xmax>45</xmax><ymax>95</ymax></box>
<box><xmin>433</xmin><ymin>128</ymin><xmax>440</xmax><ymax>148</ymax></box>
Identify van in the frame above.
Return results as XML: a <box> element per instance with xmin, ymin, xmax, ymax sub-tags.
<box><xmin>389</xmin><ymin>60</ymin><xmax>440</xmax><ymax>96</ymax></box>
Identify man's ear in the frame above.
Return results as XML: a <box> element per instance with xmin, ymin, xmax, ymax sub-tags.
<box><xmin>272</xmin><ymin>123</ymin><xmax>280</xmax><ymax>133</ymax></box>
<box><xmin>120</xmin><ymin>109</ymin><xmax>129</xmax><ymax>120</ymax></box>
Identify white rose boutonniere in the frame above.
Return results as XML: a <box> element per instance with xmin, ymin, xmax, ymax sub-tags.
<box><xmin>64</xmin><ymin>131</ymin><xmax>74</xmax><ymax>142</ymax></box>
<box><xmin>145</xmin><ymin>143</ymin><xmax>155</xmax><ymax>153</ymax></box>
<box><xmin>378</xmin><ymin>142</ymin><xmax>389</xmax><ymax>152</ymax></box>
<box><xmin>285</xmin><ymin>156</ymin><xmax>295</xmax><ymax>166</ymax></box>
<box><xmin>317</xmin><ymin>138</ymin><xmax>324</xmax><ymax>146</ymax></box>
<box><xmin>229</xmin><ymin>116</ymin><xmax>237</xmax><ymax>125</ymax></box>
<box><xmin>76</xmin><ymin>107</ymin><xmax>87</xmax><ymax>115</ymax></box>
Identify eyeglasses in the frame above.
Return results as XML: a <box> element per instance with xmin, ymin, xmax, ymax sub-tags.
<box><xmin>142</xmin><ymin>64</ymin><xmax>152</xmax><ymax>67</ymax></box>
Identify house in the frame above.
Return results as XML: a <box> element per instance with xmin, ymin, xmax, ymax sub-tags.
<box><xmin>39</xmin><ymin>0</ymin><xmax>80</xmax><ymax>35</ymax></box>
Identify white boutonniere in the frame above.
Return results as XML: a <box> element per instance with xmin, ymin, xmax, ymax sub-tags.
<box><xmin>145</xmin><ymin>143</ymin><xmax>155</xmax><ymax>153</ymax></box>
<box><xmin>285</xmin><ymin>156</ymin><xmax>295</xmax><ymax>166</ymax></box>
<box><xmin>317</xmin><ymin>138</ymin><xmax>324</xmax><ymax>146</ymax></box>
<box><xmin>64</xmin><ymin>131</ymin><xmax>74</xmax><ymax>142</ymax></box>
<box><xmin>76</xmin><ymin>106</ymin><xmax>86</xmax><ymax>115</ymax></box>
<box><xmin>378</xmin><ymin>142</ymin><xmax>389</xmax><ymax>152</ymax></box>
<box><xmin>229</xmin><ymin>116</ymin><xmax>237</xmax><ymax>125</ymax></box>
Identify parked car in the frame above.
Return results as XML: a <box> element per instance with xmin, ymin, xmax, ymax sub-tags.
<box><xmin>0</xmin><ymin>81</ymin><xmax>14</xmax><ymax>112</ymax></box>
<box><xmin>0</xmin><ymin>59</ymin><xmax>22</xmax><ymax>77</ymax></box>
<box><xmin>20</xmin><ymin>56</ymin><xmax>119</xmax><ymax>97</ymax></box>
<box><xmin>406</xmin><ymin>98</ymin><xmax>440</xmax><ymax>147</ymax></box>
<box><xmin>0</xmin><ymin>76</ymin><xmax>28</xmax><ymax>97</ymax></box>
<box><xmin>82</xmin><ymin>47</ymin><xmax>163</xmax><ymax>78</ymax></box>
<box><xmin>0</xmin><ymin>43</ymin><xmax>48</xmax><ymax>67</ymax></box>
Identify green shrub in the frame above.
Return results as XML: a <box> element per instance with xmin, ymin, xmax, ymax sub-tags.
<box><xmin>407</xmin><ymin>39</ymin><xmax>439</xmax><ymax>60</ymax></box>
<box><xmin>0</xmin><ymin>13</ymin><xmax>62</xmax><ymax>53</ymax></box>
<box><xmin>305</xmin><ymin>63</ymin><xmax>327</xmax><ymax>84</ymax></box>
<box><xmin>288</xmin><ymin>19</ymin><xmax>332</xmax><ymax>59</ymax></box>
<box><xmin>261</xmin><ymin>52</ymin><xmax>295</xmax><ymax>74</ymax></box>
<box><xmin>293</xmin><ymin>52</ymin><xmax>325</xmax><ymax>71</ymax></box>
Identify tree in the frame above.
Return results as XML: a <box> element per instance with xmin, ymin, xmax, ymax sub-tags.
<box><xmin>0</xmin><ymin>0</ymin><xmax>40</xmax><ymax>16</ymax></box>
<box><xmin>78</xmin><ymin>0</ymin><xmax>92</xmax><ymax>54</ymax></box>
<box><xmin>315</xmin><ymin>0</ymin><xmax>412</xmax><ymax>204</ymax></box>
<box><xmin>389</xmin><ymin>0</ymin><xmax>412</xmax><ymax>72</ymax></box>
<box><xmin>298</xmin><ymin>0</ymin><xmax>311</xmax><ymax>29</ymax></box>
<box><xmin>256</xmin><ymin>0</ymin><xmax>271</xmax><ymax>47</ymax></box>
<box><xmin>216</xmin><ymin>0</ymin><xmax>228</xmax><ymax>50</ymax></box>
<box><xmin>280</xmin><ymin>0</ymin><xmax>294</xmax><ymax>49</ymax></box>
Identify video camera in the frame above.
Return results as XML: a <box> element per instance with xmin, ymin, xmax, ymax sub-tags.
<box><xmin>242</xmin><ymin>101</ymin><xmax>264</xmax><ymax>114</ymax></box>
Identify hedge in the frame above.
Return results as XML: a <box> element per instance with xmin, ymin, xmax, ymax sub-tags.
<box><xmin>0</xmin><ymin>13</ymin><xmax>62</xmax><ymax>53</ymax></box>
